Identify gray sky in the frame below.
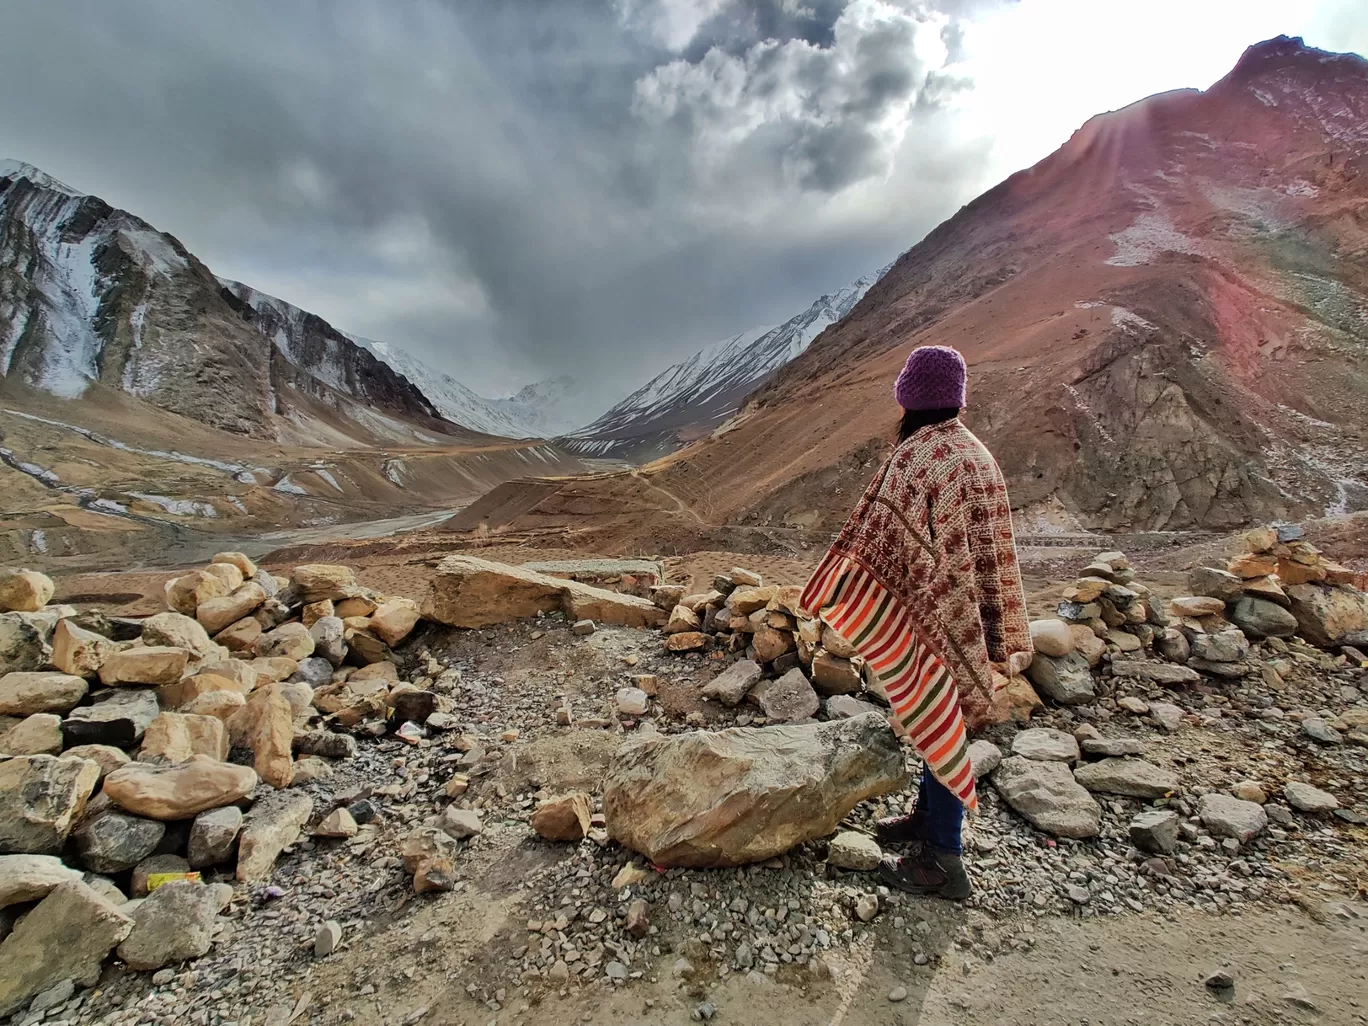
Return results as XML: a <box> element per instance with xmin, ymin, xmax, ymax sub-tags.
<box><xmin>3</xmin><ymin>0</ymin><xmax>1365</xmax><ymax>415</ymax></box>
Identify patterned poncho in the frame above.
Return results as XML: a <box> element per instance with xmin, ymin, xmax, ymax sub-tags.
<box><xmin>800</xmin><ymin>419</ymin><xmax>1031</xmax><ymax>807</ymax></box>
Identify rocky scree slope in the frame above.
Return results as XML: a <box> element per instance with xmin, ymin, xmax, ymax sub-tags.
<box><xmin>639</xmin><ymin>37</ymin><xmax>1368</xmax><ymax>535</ymax></box>
<box><xmin>562</xmin><ymin>266</ymin><xmax>890</xmax><ymax>462</ymax></box>
<box><xmin>0</xmin><ymin>160</ymin><xmax>469</xmax><ymax>447</ymax></box>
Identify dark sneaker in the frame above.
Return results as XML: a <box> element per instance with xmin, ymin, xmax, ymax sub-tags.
<box><xmin>873</xmin><ymin>810</ymin><xmax>926</xmax><ymax>847</ymax></box>
<box><xmin>878</xmin><ymin>851</ymin><xmax>971</xmax><ymax>901</ymax></box>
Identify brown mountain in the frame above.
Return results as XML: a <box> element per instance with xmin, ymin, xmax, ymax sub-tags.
<box><xmin>449</xmin><ymin>37</ymin><xmax>1368</xmax><ymax>554</ymax></box>
<box><xmin>662</xmin><ymin>36</ymin><xmax>1368</xmax><ymax>534</ymax></box>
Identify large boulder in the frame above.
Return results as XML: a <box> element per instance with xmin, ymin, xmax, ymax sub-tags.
<box><xmin>423</xmin><ymin>555</ymin><xmax>664</xmax><ymax>629</ymax></box>
<box><xmin>370</xmin><ymin>598</ymin><xmax>421</xmax><ymax>646</ymax></box>
<box><xmin>701</xmin><ymin>659</ymin><xmax>763</xmax><ymax>707</ymax></box>
<box><xmin>164</xmin><ymin>571</ymin><xmax>227</xmax><ymax>616</ymax></box>
<box><xmin>529</xmin><ymin>792</ymin><xmax>592</xmax><ymax>842</ymax></box>
<box><xmin>1284</xmin><ymin>584</ymin><xmax>1368</xmax><ymax>648</ymax></box>
<box><xmin>1190</xmin><ymin>630</ymin><xmax>1249</xmax><ymax>664</ymax></box>
<box><xmin>0</xmin><ymin>672</ymin><xmax>88</xmax><ymax>716</ymax></box>
<box><xmin>747</xmin><ymin>668</ymin><xmax>820</xmax><ymax>723</ymax></box>
<box><xmin>236</xmin><ymin>793</ymin><xmax>313</xmax><ymax>882</ymax></box>
<box><xmin>561</xmin><ymin>581</ymin><xmax>666</xmax><ymax>629</ymax></box>
<box><xmin>0</xmin><ymin>713</ymin><xmax>63</xmax><ymax>755</ymax></box>
<box><xmin>187</xmin><ymin>806</ymin><xmax>244</xmax><ymax>868</ymax></box>
<box><xmin>1188</xmin><ymin>567</ymin><xmax>1244</xmax><ymax>602</ymax></box>
<box><xmin>1227</xmin><ymin>596</ymin><xmax>1298</xmax><ymax>639</ymax></box>
<box><xmin>195</xmin><ymin>583</ymin><xmax>268</xmax><ymax>635</ymax></box>
<box><xmin>422</xmin><ymin>555</ymin><xmax>560</xmax><ymax>627</ymax></box>
<box><xmin>116</xmin><ymin>880</ymin><xmax>224</xmax><ymax>971</ymax></box>
<box><xmin>1010</xmin><ymin>728</ymin><xmax>1079</xmax><ymax>764</ymax></box>
<box><xmin>991</xmin><ymin>756</ymin><xmax>1101</xmax><ymax>838</ymax></box>
<box><xmin>808</xmin><ymin>651</ymin><xmax>862</xmax><ymax>696</ymax></box>
<box><xmin>0</xmin><ymin>881</ymin><xmax>133</xmax><ymax>1016</ymax></box>
<box><xmin>62</xmin><ymin>687</ymin><xmax>161</xmax><ymax>748</ymax></box>
<box><xmin>98</xmin><ymin>646</ymin><xmax>190</xmax><ymax>687</ymax></box>
<box><xmin>140</xmin><ymin>612</ymin><xmax>216</xmax><ymax>659</ymax></box>
<box><xmin>50</xmin><ymin>620</ymin><xmax>114</xmax><ymax>678</ymax></box>
<box><xmin>240</xmin><ymin>685</ymin><xmax>295</xmax><ymax>788</ymax></box>
<box><xmin>1029</xmin><ymin>619</ymin><xmax>1074</xmax><ymax>658</ymax></box>
<box><xmin>0</xmin><ymin>755</ymin><xmax>100</xmax><ymax>854</ymax></box>
<box><xmin>293</xmin><ymin>564</ymin><xmax>361</xmax><ymax>603</ymax></box>
<box><xmin>602</xmin><ymin>713</ymin><xmax>906</xmax><ymax>867</ymax></box>
<box><xmin>0</xmin><ymin>569</ymin><xmax>54</xmax><ymax>612</ymax></box>
<box><xmin>308</xmin><ymin>617</ymin><xmax>347</xmax><ymax>667</ymax></box>
<box><xmin>103</xmin><ymin>756</ymin><xmax>258</xmax><ymax>820</ymax></box>
<box><xmin>0</xmin><ymin>854</ymin><xmax>83</xmax><ymax>909</ymax></box>
<box><xmin>1024</xmin><ymin>651</ymin><xmax>1095</xmax><ymax>705</ymax></box>
<box><xmin>1072</xmin><ymin>758</ymin><xmax>1178</xmax><ymax>799</ymax></box>
<box><xmin>71</xmin><ymin>805</ymin><xmax>166</xmax><ymax>874</ymax></box>
<box><xmin>0</xmin><ymin>611</ymin><xmax>54</xmax><ymax>673</ymax></box>
<box><xmin>256</xmin><ymin>623</ymin><xmax>315</xmax><ymax>662</ymax></box>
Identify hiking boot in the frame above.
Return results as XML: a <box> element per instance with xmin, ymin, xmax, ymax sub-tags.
<box><xmin>873</xmin><ymin>809</ymin><xmax>926</xmax><ymax>847</ymax></box>
<box><xmin>877</xmin><ymin>850</ymin><xmax>971</xmax><ymax>901</ymax></box>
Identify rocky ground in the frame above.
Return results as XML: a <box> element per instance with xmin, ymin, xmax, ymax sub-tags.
<box><xmin>2</xmin><ymin>537</ymin><xmax>1367</xmax><ymax>1026</ymax></box>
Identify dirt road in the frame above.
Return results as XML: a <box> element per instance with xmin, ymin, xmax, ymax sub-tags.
<box><xmin>302</xmin><ymin>897</ymin><xmax>1368</xmax><ymax>1026</ymax></box>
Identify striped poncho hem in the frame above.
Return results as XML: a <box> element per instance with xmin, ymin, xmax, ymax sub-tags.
<box><xmin>802</xmin><ymin>551</ymin><xmax>977</xmax><ymax>810</ymax></box>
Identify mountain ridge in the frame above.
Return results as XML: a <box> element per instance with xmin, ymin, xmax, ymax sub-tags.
<box><xmin>562</xmin><ymin>264</ymin><xmax>891</xmax><ymax>460</ymax></box>
<box><xmin>1</xmin><ymin>160</ymin><xmax>467</xmax><ymax>447</ymax></box>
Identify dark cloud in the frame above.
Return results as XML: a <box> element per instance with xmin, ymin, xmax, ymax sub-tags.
<box><xmin>0</xmin><ymin>0</ymin><xmax>998</xmax><ymax>418</ymax></box>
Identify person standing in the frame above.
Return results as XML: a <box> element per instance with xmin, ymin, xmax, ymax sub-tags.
<box><xmin>800</xmin><ymin>344</ymin><xmax>1032</xmax><ymax>899</ymax></box>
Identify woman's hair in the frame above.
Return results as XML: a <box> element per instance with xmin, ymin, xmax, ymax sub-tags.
<box><xmin>896</xmin><ymin>406</ymin><xmax>960</xmax><ymax>444</ymax></box>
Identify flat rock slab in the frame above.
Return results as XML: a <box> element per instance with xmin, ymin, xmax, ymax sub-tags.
<box><xmin>1199</xmin><ymin>793</ymin><xmax>1267</xmax><ymax>842</ymax></box>
<box><xmin>603</xmin><ymin>713</ymin><xmax>906</xmax><ymax>867</ymax></box>
<box><xmin>423</xmin><ymin>554</ymin><xmax>664</xmax><ymax>630</ymax></box>
<box><xmin>1073</xmin><ymin>757</ymin><xmax>1178</xmax><ymax>799</ymax></box>
<box><xmin>1110</xmin><ymin>660</ymin><xmax>1201</xmax><ymax>686</ymax></box>
<box><xmin>992</xmin><ymin>756</ymin><xmax>1101</xmax><ymax>839</ymax></box>
<box><xmin>1283</xmin><ymin>781</ymin><xmax>1339</xmax><ymax>813</ymax></box>
<box><xmin>1011</xmin><ymin>728</ymin><xmax>1079</xmax><ymax>764</ymax></box>
<box><xmin>1080</xmin><ymin>737</ymin><xmax>1146</xmax><ymax>758</ymax></box>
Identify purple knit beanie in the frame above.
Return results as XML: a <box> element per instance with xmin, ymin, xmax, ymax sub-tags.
<box><xmin>893</xmin><ymin>345</ymin><xmax>967</xmax><ymax>411</ymax></box>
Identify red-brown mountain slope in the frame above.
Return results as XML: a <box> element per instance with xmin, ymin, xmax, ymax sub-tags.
<box><xmin>629</xmin><ymin>36</ymin><xmax>1368</xmax><ymax>537</ymax></box>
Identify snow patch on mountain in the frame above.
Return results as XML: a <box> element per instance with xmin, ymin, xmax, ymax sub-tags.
<box><xmin>563</xmin><ymin>264</ymin><xmax>890</xmax><ymax>459</ymax></box>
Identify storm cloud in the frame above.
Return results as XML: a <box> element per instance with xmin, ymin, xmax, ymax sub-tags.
<box><xmin>0</xmin><ymin>0</ymin><xmax>1002</xmax><ymax>418</ymax></box>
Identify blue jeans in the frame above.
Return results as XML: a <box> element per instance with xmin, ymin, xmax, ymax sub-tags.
<box><xmin>918</xmin><ymin>761</ymin><xmax>963</xmax><ymax>855</ymax></box>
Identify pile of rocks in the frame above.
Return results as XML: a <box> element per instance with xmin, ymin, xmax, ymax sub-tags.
<box><xmin>657</xmin><ymin>567</ymin><xmax>882</xmax><ymax>725</ymax></box>
<box><xmin>1196</xmin><ymin>525</ymin><xmax>1368</xmax><ymax>652</ymax></box>
<box><xmin>0</xmin><ymin>554</ymin><xmax>436</xmax><ymax>1014</ymax></box>
<box><xmin>3</xmin><ymin>538</ymin><xmax>1364</xmax><ymax>1022</ymax></box>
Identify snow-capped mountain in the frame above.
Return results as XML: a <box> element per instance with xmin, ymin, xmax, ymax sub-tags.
<box><xmin>562</xmin><ymin>266</ymin><xmax>891</xmax><ymax>461</ymax></box>
<box><xmin>488</xmin><ymin>376</ymin><xmax>594</xmax><ymax>437</ymax></box>
<box><xmin>0</xmin><ymin>159</ymin><xmax>459</xmax><ymax>446</ymax></box>
<box><xmin>345</xmin><ymin>334</ymin><xmax>540</xmax><ymax>438</ymax></box>
<box><xmin>344</xmin><ymin>337</ymin><xmax>591</xmax><ymax>439</ymax></box>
